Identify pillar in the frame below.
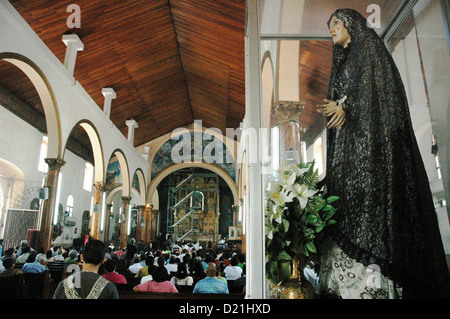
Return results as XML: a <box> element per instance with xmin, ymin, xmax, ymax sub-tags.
<box><xmin>90</xmin><ymin>182</ymin><xmax>106</xmax><ymax>240</ymax></box>
<box><xmin>39</xmin><ymin>158</ymin><xmax>65</xmax><ymax>251</ymax></box>
<box><xmin>62</xmin><ymin>34</ymin><xmax>84</xmax><ymax>76</ymax></box>
<box><xmin>144</xmin><ymin>204</ymin><xmax>152</xmax><ymax>245</ymax></box>
<box><xmin>119</xmin><ymin>196</ymin><xmax>131</xmax><ymax>249</ymax></box>
<box><xmin>246</xmin><ymin>0</ymin><xmax>266</xmax><ymax>299</ymax></box>
<box><xmin>135</xmin><ymin>205</ymin><xmax>146</xmax><ymax>243</ymax></box>
<box><xmin>103</xmin><ymin>203</ymin><xmax>113</xmax><ymax>243</ymax></box>
<box><xmin>150</xmin><ymin>207</ymin><xmax>159</xmax><ymax>243</ymax></box>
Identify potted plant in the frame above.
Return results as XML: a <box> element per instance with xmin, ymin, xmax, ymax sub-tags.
<box><xmin>265</xmin><ymin>161</ymin><xmax>339</xmax><ymax>298</ymax></box>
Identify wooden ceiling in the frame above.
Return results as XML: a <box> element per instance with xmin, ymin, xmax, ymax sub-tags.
<box><xmin>2</xmin><ymin>0</ymin><xmax>246</xmax><ymax>157</ymax></box>
<box><xmin>298</xmin><ymin>40</ymin><xmax>333</xmax><ymax>146</ymax></box>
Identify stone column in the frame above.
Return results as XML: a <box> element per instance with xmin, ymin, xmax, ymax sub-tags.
<box><xmin>39</xmin><ymin>158</ymin><xmax>65</xmax><ymax>251</ymax></box>
<box><xmin>103</xmin><ymin>204</ymin><xmax>113</xmax><ymax>243</ymax></box>
<box><xmin>135</xmin><ymin>205</ymin><xmax>146</xmax><ymax>243</ymax></box>
<box><xmin>144</xmin><ymin>204</ymin><xmax>152</xmax><ymax>245</ymax></box>
<box><xmin>246</xmin><ymin>0</ymin><xmax>265</xmax><ymax>299</ymax></box>
<box><xmin>119</xmin><ymin>196</ymin><xmax>131</xmax><ymax>249</ymax></box>
<box><xmin>90</xmin><ymin>182</ymin><xmax>106</xmax><ymax>240</ymax></box>
<box><xmin>150</xmin><ymin>207</ymin><xmax>159</xmax><ymax>243</ymax></box>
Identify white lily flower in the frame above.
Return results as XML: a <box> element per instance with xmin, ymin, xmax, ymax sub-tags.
<box><xmin>293</xmin><ymin>166</ymin><xmax>309</xmax><ymax>177</ymax></box>
<box><xmin>292</xmin><ymin>183</ymin><xmax>318</xmax><ymax>209</ymax></box>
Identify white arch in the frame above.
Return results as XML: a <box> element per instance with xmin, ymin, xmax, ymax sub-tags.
<box><xmin>63</xmin><ymin>120</ymin><xmax>105</xmax><ymax>184</ymax></box>
<box><xmin>108</xmin><ymin>150</ymin><xmax>130</xmax><ymax>198</ymax></box>
<box><xmin>147</xmin><ymin>162</ymin><xmax>239</xmax><ymax>207</ymax></box>
<box><xmin>132</xmin><ymin>168</ymin><xmax>146</xmax><ymax>204</ymax></box>
<box><xmin>0</xmin><ymin>53</ymin><xmax>61</xmax><ymax>159</ymax></box>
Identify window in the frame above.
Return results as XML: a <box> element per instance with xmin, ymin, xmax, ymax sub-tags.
<box><xmin>313</xmin><ymin>137</ymin><xmax>324</xmax><ymax>176</ymax></box>
<box><xmin>83</xmin><ymin>162</ymin><xmax>94</xmax><ymax>191</ymax></box>
<box><xmin>0</xmin><ymin>184</ymin><xmax>3</xmax><ymax>211</ymax></box>
<box><xmin>66</xmin><ymin>195</ymin><xmax>74</xmax><ymax>217</ymax></box>
<box><xmin>271</xmin><ymin>125</ymin><xmax>279</xmax><ymax>172</ymax></box>
<box><xmin>38</xmin><ymin>136</ymin><xmax>48</xmax><ymax>173</ymax></box>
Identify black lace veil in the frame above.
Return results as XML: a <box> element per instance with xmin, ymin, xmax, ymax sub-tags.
<box><xmin>323</xmin><ymin>8</ymin><xmax>450</xmax><ymax>299</ymax></box>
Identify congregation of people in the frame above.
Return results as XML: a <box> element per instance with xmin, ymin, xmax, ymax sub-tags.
<box><xmin>0</xmin><ymin>237</ymin><xmax>246</xmax><ymax>299</ymax></box>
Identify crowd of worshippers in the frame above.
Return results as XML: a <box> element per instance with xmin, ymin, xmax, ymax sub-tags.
<box><xmin>104</xmin><ymin>240</ymin><xmax>246</xmax><ymax>294</ymax></box>
<box><xmin>0</xmin><ymin>238</ymin><xmax>246</xmax><ymax>298</ymax></box>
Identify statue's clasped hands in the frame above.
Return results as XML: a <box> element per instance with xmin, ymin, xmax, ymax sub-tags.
<box><xmin>317</xmin><ymin>99</ymin><xmax>346</xmax><ymax>128</ymax></box>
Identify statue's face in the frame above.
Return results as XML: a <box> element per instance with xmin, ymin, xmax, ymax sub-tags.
<box><xmin>329</xmin><ymin>16</ymin><xmax>351</xmax><ymax>48</ymax></box>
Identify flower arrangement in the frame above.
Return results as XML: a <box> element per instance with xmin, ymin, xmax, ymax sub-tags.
<box><xmin>265</xmin><ymin>161</ymin><xmax>339</xmax><ymax>284</ymax></box>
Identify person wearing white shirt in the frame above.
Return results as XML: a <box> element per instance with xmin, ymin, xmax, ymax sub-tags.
<box><xmin>224</xmin><ymin>256</ymin><xmax>243</xmax><ymax>280</ymax></box>
<box><xmin>165</xmin><ymin>256</ymin><xmax>178</xmax><ymax>275</ymax></box>
<box><xmin>128</xmin><ymin>256</ymin><xmax>143</xmax><ymax>274</ymax></box>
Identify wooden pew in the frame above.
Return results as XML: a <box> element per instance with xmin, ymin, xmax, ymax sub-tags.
<box><xmin>22</xmin><ymin>270</ymin><xmax>54</xmax><ymax>299</ymax></box>
<box><xmin>0</xmin><ymin>274</ymin><xmax>26</xmax><ymax>299</ymax></box>
<box><xmin>118</xmin><ymin>291</ymin><xmax>245</xmax><ymax>299</ymax></box>
<box><xmin>46</xmin><ymin>261</ymin><xmax>66</xmax><ymax>285</ymax></box>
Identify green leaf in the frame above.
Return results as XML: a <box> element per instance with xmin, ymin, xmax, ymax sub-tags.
<box><xmin>306</xmin><ymin>241</ymin><xmax>317</xmax><ymax>253</ymax></box>
<box><xmin>315</xmin><ymin>225</ymin><xmax>324</xmax><ymax>233</ymax></box>
<box><xmin>277</xmin><ymin>250</ymin><xmax>292</xmax><ymax>262</ymax></box>
<box><xmin>282</xmin><ymin>219</ymin><xmax>290</xmax><ymax>233</ymax></box>
<box><xmin>327</xmin><ymin>219</ymin><xmax>337</xmax><ymax>225</ymax></box>
<box><xmin>266</xmin><ymin>261</ymin><xmax>278</xmax><ymax>283</ymax></box>
<box><xmin>278</xmin><ymin>261</ymin><xmax>291</xmax><ymax>282</ymax></box>
<box><xmin>323</xmin><ymin>209</ymin><xmax>336</xmax><ymax>221</ymax></box>
<box><xmin>322</xmin><ymin>204</ymin><xmax>333</xmax><ymax>212</ymax></box>
<box><xmin>326</xmin><ymin>196</ymin><xmax>340</xmax><ymax>203</ymax></box>
<box><xmin>306</xmin><ymin>214</ymin><xmax>319</xmax><ymax>224</ymax></box>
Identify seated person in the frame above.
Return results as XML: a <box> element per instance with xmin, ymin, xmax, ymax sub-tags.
<box><xmin>102</xmin><ymin>259</ymin><xmax>127</xmax><ymax>284</ymax></box>
<box><xmin>193</xmin><ymin>263</ymin><xmax>229</xmax><ymax>294</ymax></box>
<box><xmin>15</xmin><ymin>246</ymin><xmax>31</xmax><ymax>264</ymax></box>
<box><xmin>136</xmin><ymin>255</ymin><xmax>156</xmax><ymax>279</ymax></box>
<box><xmin>133</xmin><ymin>266</ymin><xmax>178</xmax><ymax>293</ymax></box>
<box><xmin>127</xmin><ymin>256</ymin><xmax>143</xmax><ymax>274</ymax></box>
<box><xmin>53</xmin><ymin>239</ymin><xmax>119</xmax><ymax>299</ymax></box>
<box><xmin>170</xmin><ymin>262</ymin><xmax>193</xmax><ymax>286</ymax></box>
<box><xmin>224</xmin><ymin>255</ymin><xmax>243</xmax><ymax>280</ymax></box>
<box><xmin>0</xmin><ymin>257</ymin><xmax>22</xmax><ymax>277</ymax></box>
<box><xmin>21</xmin><ymin>252</ymin><xmax>46</xmax><ymax>274</ymax></box>
<box><xmin>165</xmin><ymin>255</ymin><xmax>178</xmax><ymax>275</ymax></box>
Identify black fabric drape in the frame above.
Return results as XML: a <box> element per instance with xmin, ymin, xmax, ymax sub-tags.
<box><xmin>323</xmin><ymin>8</ymin><xmax>450</xmax><ymax>299</ymax></box>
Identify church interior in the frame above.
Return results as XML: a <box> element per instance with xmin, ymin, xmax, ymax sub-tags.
<box><xmin>0</xmin><ymin>0</ymin><xmax>448</xmax><ymax>299</ymax></box>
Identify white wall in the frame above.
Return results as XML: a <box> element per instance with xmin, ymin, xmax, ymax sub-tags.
<box><xmin>0</xmin><ymin>104</ymin><xmax>94</xmax><ymax>245</ymax></box>
<box><xmin>391</xmin><ymin>6</ymin><xmax>450</xmax><ymax>253</ymax></box>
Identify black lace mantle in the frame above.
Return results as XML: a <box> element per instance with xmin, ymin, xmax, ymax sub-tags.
<box><xmin>323</xmin><ymin>9</ymin><xmax>450</xmax><ymax>298</ymax></box>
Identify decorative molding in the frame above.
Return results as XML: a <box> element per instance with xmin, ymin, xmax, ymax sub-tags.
<box><xmin>121</xmin><ymin>196</ymin><xmax>132</xmax><ymax>204</ymax></box>
<box><xmin>93</xmin><ymin>182</ymin><xmax>107</xmax><ymax>192</ymax></box>
<box><xmin>271</xmin><ymin>100</ymin><xmax>306</xmax><ymax>123</ymax></box>
<box><xmin>44</xmin><ymin>157</ymin><xmax>66</xmax><ymax>170</ymax></box>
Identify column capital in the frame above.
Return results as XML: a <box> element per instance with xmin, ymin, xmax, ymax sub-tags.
<box><xmin>93</xmin><ymin>181</ymin><xmax>107</xmax><ymax>192</ymax></box>
<box><xmin>44</xmin><ymin>158</ymin><xmax>66</xmax><ymax>170</ymax></box>
<box><xmin>271</xmin><ymin>100</ymin><xmax>306</xmax><ymax>123</ymax></box>
<box><xmin>121</xmin><ymin>196</ymin><xmax>132</xmax><ymax>204</ymax></box>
